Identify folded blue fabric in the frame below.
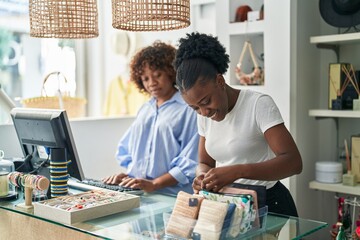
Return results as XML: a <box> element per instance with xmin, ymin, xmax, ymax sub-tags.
<box><xmin>220</xmin><ymin>203</ymin><xmax>236</xmax><ymax>239</ymax></box>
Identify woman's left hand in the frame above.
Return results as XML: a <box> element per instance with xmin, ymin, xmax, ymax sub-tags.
<box><xmin>120</xmin><ymin>177</ymin><xmax>156</xmax><ymax>192</ymax></box>
<box><xmin>201</xmin><ymin>166</ymin><xmax>238</xmax><ymax>192</ymax></box>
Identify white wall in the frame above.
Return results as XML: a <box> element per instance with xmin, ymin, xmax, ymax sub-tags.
<box><xmin>69</xmin><ymin>116</ymin><xmax>134</xmax><ymax>179</ymax></box>
<box><xmin>291</xmin><ymin>0</ymin><xmax>324</xmax><ymax>235</ymax></box>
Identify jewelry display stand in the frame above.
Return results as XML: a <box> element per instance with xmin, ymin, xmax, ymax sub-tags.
<box><xmin>8</xmin><ymin>172</ymin><xmax>50</xmax><ymax>209</ymax></box>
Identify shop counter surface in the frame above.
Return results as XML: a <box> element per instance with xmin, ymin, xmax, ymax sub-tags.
<box><xmin>0</xmin><ymin>190</ymin><xmax>327</xmax><ymax>240</ymax></box>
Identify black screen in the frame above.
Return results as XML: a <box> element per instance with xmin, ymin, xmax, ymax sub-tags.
<box><xmin>10</xmin><ymin>108</ymin><xmax>84</xmax><ymax>181</ymax></box>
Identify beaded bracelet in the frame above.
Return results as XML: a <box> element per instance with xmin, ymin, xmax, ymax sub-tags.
<box><xmin>8</xmin><ymin>172</ymin><xmax>49</xmax><ymax>190</ymax></box>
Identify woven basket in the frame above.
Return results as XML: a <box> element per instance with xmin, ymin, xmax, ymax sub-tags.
<box><xmin>22</xmin><ymin>72</ymin><xmax>87</xmax><ymax>119</ymax></box>
<box><xmin>111</xmin><ymin>0</ymin><xmax>190</xmax><ymax>31</ymax></box>
<box><xmin>29</xmin><ymin>0</ymin><xmax>99</xmax><ymax>39</ymax></box>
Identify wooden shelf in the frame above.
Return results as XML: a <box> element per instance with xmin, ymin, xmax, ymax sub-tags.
<box><xmin>309</xmin><ymin>109</ymin><xmax>360</xmax><ymax>118</ymax></box>
<box><xmin>309</xmin><ymin>181</ymin><xmax>360</xmax><ymax>196</ymax></box>
<box><xmin>310</xmin><ymin>32</ymin><xmax>360</xmax><ymax>45</ymax></box>
<box><xmin>228</xmin><ymin>20</ymin><xmax>264</xmax><ymax>36</ymax></box>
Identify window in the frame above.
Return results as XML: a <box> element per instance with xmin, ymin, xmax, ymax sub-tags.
<box><xmin>40</xmin><ymin>39</ymin><xmax>77</xmax><ymax>97</ymax></box>
<box><xmin>0</xmin><ymin>26</ymin><xmax>77</xmax><ymax>123</ymax></box>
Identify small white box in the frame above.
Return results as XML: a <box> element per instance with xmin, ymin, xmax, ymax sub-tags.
<box><xmin>315</xmin><ymin>161</ymin><xmax>342</xmax><ymax>183</ymax></box>
<box><xmin>247</xmin><ymin>11</ymin><xmax>260</xmax><ymax>22</ymax></box>
<box><xmin>33</xmin><ymin>189</ymin><xmax>140</xmax><ymax>224</ymax></box>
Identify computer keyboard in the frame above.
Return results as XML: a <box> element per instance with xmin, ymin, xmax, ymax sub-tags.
<box><xmin>68</xmin><ymin>178</ymin><xmax>144</xmax><ymax>195</ymax></box>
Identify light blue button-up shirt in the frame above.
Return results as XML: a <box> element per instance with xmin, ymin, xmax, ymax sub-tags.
<box><xmin>116</xmin><ymin>91</ymin><xmax>199</xmax><ymax>196</ymax></box>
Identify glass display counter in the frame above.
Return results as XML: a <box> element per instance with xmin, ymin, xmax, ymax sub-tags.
<box><xmin>0</xmin><ymin>190</ymin><xmax>327</xmax><ymax>240</ymax></box>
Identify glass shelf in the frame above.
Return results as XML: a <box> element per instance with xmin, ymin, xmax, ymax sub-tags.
<box><xmin>0</xmin><ymin>190</ymin><xmax>327</xmax><ymax>239</ymax></box>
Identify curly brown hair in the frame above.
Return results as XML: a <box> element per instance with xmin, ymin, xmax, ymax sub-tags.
<box><xmin>129</xmin><ymin>41</ymin><xmax>177</xmax><ymax>94</ymax></box>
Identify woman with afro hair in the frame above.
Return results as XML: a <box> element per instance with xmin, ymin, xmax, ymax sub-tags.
<box><xmin>103</xmin><ymin>41</ymin><xmax>199</xmax><ymax>196</ymax></box>
<box><xmin>174</xmin><ymin>32</ymin><xmax>302</xmax><ymax>216</ymax></box>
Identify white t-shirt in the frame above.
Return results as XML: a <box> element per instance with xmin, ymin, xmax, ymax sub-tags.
<box><xmin>198</xmin><ymin>89</ymin><xmax>284</xmax><ymax>189</ymax></box>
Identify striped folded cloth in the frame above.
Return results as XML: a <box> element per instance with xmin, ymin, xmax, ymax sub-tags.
<box><xmin>193</xmin><ymin>199</ymin><xmax>229</xmax><ymax>239</ymax></box>
<box><xmin>226</xmin><ymin>205</ymin><xmax>244</xmax><ymax>238</ymax></box>
<box><xmin>165</xmin><ymin>191</ymin><xmax>204</xmax><ymax>239</ymax></box>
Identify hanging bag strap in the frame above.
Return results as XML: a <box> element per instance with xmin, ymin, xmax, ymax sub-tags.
<box><xmin>41</xmin><ymin>71</ymin><xmax>69</xmax><ymax>109</ymax></box>
<box><xmin>237</xmin><ymin>41</ymin><xmax>259</xmax><ymax>68</ymax></box>
<box><xmin>235</xmin><ymin>41</ymin><xmax>262</xmax><ymax>85</ymax></box>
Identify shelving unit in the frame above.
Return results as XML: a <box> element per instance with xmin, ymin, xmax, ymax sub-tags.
<box><xmin>309</xmin><ymin>32</ymin><xmax>360</xmax><ymax>198</ymax></box>
<box><xmin>215</xmin><ymin>0</ymin><xmax>265</xmax><ymax>86</ymax></box>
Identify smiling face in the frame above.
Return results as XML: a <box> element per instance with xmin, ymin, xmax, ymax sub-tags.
<box><xmin>141</xmin><ymin>65</ymin><xmax>177</xmax><ymax>106</ymax></box>
<box><xmin>181</xmin><ymin>75</ymin><xmax>229</xmax><ymax>121</ymax></box>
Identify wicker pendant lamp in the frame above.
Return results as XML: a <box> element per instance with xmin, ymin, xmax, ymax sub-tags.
<box><xmin>111</xmin><ymin>0</ymin><xmax>190</xmax><ymax>31</ymax></box>
<box><xmin>29</xmin><ymin>0</ymin><xmax>99</xmax><ymax>39</ymax></box>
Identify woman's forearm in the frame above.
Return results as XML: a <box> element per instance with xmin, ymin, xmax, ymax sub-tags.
<box><xmin>152</xmin><ymin>173</ymin><xmax>178</xmax><ymax>191</ymax></box>
<box><xmin>196</xmin><ymin>163</ymin><xmax>212</xmax><ymax>176</ymax></box>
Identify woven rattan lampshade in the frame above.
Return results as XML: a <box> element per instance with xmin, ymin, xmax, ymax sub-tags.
<box><xmin>112</xmin><ymin>0</ymin><xmax>190</xmax><ymax>31</ymax></box>
<box><xmin>29</xmin><ymin>0</ymin><xmax>99</xmax><ymax>38</ymax></box>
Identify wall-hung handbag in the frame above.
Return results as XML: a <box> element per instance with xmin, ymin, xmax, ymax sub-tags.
<box><xmin>235</xmin><ymin>41</ymin><xmax>264</xmax><ymax>86</ymax></box>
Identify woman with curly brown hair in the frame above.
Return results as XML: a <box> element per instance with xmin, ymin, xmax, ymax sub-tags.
<box><xmin>102</xmin><ymin>41</ymin><xmax>199</xmax><ymax>196</ymax></box>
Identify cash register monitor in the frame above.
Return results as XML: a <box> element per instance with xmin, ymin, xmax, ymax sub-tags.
<box><xmin>10</xmin><ymin>108</ymin><xmax>84</xmax><ymax>181</ymax></box>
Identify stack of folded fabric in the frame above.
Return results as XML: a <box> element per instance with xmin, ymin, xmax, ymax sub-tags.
<box><xmin>165</xmin><ymin>191</ymin><xmax>204</xmax><ymax>238</ymax></box>
<box><xmin>193</xmin><ymin>199</ymin><xmax>230</xmax><ymax>239</ymax></box>
<box><xmin>165</xmin><ymin>188</ymin><xmax>260</xmax><ymax>240</ymax></box>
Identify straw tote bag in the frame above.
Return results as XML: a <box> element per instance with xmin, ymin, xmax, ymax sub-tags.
<box><xmin>22</xmin><ymin>71</ymin><xmax>87</xmax><ymax>118</ymax></box>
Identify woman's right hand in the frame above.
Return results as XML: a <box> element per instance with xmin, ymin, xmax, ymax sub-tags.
<box><xmin>192</xmin><ymin>174</ymin><xmax>205</xmax><ymax>194</ymax></box>
<box><xmin>102</xmin><ymin>173</ymin><xmax>128</xmax><ymax>185</ymax></box>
